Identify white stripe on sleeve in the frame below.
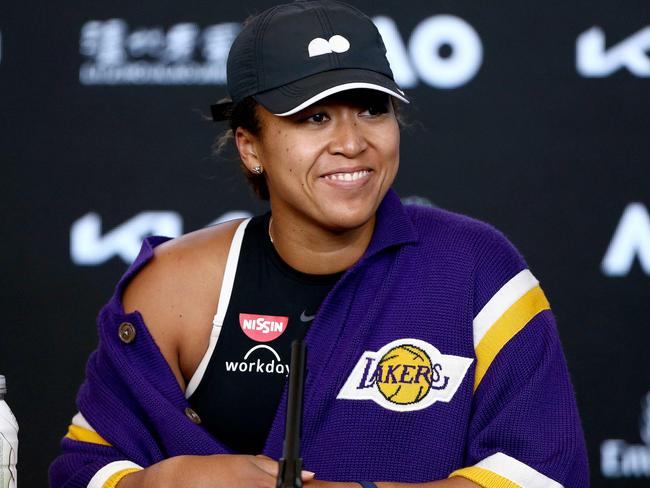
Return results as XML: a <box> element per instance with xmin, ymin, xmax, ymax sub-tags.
<box><xmin>476</xmin><ymin>452</ymin><xmax>563</xmax><ymax>488</ymax></box>
<box><xmin>71</xmin><ymin>412</ymin><xmax>95</xmax><ymax>431</ymax></box>
<box><xmin>87</xmin><ymin>460</ymin><xmax>143</xmax><ymax>488</ymax></box>
<box><xmin>473</xmin><ymin>269</ymin><xmax>539</xmax><ymax>347</ymax></box>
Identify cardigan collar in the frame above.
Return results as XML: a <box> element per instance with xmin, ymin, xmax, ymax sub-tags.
<box><xmin>360</xmin><ymin>188</ymin><xmax>418</xmax><ymax>261</ymax></box>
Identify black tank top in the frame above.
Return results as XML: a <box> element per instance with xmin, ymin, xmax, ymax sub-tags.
<box><xmin>186</xmin><ymin>213</ymin><xmax>341</xmax><ymax>453</ymax></box>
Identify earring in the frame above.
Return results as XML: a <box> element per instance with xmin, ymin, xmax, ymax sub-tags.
<box><xmin>251</xmin><ymin>165</ymin><xmax>263</xmax><ymax>175</ymax></box>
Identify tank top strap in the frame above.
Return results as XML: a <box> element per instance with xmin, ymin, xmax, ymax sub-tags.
<box><xmin>213</xmin><ymin>219</ymin><xmax>251</xmax><ymax>327</ymax></box>
<box><xmin>185</xmin><ymin>218</ymin><xmax>250</xmax><ymax>398</ymax></box>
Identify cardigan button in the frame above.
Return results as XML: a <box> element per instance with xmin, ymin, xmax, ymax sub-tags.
<box><xmin>185</xmin><ymin>407</ymin><xmax>202</xmax><ymax>424</ymax></box>
<box><xmin>118</xmin><ymin>322</ymin><xmax>136</xmax><ymax>344</ymax></box>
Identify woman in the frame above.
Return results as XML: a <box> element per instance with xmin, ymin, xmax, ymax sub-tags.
<box><xmin>50</xmin><ymin>1</ymin><xmax>588</xmax><ymax>487</ymax></box>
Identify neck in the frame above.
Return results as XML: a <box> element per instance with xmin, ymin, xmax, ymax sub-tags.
<box><xmin>269</xmin><ymin>210</ymin><xmax>376</xmax><ymax>275</ymax></box>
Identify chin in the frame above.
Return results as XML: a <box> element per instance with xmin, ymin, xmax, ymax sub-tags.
<box><xmin>326</xmin><ymin>185</ymin><xmax>390</xmax><ymax>227</ymax></box>
<box><xmin>319</xmin><ymin>203</ymin><xmax>377</xmax><ymax>232</ymax></box>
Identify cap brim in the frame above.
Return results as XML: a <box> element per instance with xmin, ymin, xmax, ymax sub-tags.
<box><xmin>254</xmin><ymin>69</ymin><xmax>409</xmax><ymax>117</ymax></box>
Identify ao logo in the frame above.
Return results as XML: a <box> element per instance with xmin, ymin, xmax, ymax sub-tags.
<box><xmin>374</xmin><ymin>15</ymin><xmax>482</xmax><ymax>89</ymax></box>
<box><xmin>577</xmin><ymin>26</ymin><xmax>650</xmax><ymax>77</ymax></box>
<box><xmin>601</xmin><ymin>203</ymin><xmax>650</xmax><ymax>277</ymax></box>
<box><xmin>70</xmin><ymin>210</ymin><xmax>252</xmax><ymax>265</ymax></box>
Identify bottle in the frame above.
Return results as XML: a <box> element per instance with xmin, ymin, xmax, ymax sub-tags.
<box><xmin>0</xmin><ymin>375</ymin><xmax>18</xmax><ymax>488</ymax></box>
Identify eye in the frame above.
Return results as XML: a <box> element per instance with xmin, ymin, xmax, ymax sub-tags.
<box><xmin>305</xmin><ymin>112</ymin><xmax>328</xmax><ymax>123</ymax></box>
<box><xmin>360</xmin><ymin>102</ymin><xmax>389</xmax><ymax>117</ymax></box>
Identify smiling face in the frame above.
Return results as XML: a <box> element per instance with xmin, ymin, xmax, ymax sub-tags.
<box><xmin>236</xmin><ymin>90</ymin><xmax>400</xmax><ymax>233</ymax></box>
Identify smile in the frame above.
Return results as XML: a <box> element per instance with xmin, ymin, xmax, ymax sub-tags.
<box><xmin>322</xmin><ymin>170</ymin><xmax>371</xmax><ymax>182</ymax></box>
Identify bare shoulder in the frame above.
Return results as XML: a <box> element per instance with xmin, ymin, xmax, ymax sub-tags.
<box><xmin>122</xmin><ymin>218</ymin><xmax>245</xmax><ymax>390</ymax></box>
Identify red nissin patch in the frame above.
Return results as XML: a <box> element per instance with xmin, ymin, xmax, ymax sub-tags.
<box><xmin>239</xmin><ymin>313</ymin><xmax>289</xmax><ymax>342</ymax></box>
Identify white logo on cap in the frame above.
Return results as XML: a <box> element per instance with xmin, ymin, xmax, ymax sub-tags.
<box><xmin>308</xmin><ymin>35</ymin><xmax>350</xmax><ymax>57</ymax></box>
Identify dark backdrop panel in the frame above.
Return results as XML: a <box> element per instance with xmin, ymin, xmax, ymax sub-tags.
<box><xmin>1</xmin><ymin>1</ymin><xmax>648</xmax><ymax>486</ymax></box>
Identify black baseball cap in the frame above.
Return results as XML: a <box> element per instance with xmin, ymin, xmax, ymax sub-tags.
<box><xmin>211</xmin><ymin>0</ymin><xmax>409</xmax><ymax>121</ymax></box>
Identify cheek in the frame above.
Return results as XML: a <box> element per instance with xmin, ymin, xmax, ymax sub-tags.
<box><xmin>260</xmin><ymin>134</ymin><xmax>317</xmax><ymax>185</ymax></box>
<box><xmin>392</xmin><ymin>129</ymin><xmax>400</xmax><ymax>159</ymax></box>
<box><xmin>260</xmin><ymin>130</ymin><xmax>291</xmax><ymax>165</ymax></box>
<box><xmin>381</xmin><ymin>126</ymin><xmax>401</xmax><ymax>169</ymax></box>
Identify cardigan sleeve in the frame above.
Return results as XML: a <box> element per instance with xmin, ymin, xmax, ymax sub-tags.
<box><xmin>47</xmin><ymin>307</ymin><xmax>185</xmax><ymax>488</ymax></box>
<box><xmin>449</xmin><ymin>227</ymin><xmax>589</xmax><ymax>487</ymax></box>
<box><xmin>49</xmin><ymin>428</ymin><xmax>143</xmax><ymax>488</ymax></box>
<box><xmin>49</xmin><ymin>238</ymin><xmax>230</xmax><ymax>488</ymax></box>
<box><xmin>47</xmin><ymin>323</ymin><xmax>164</xmax><ymax>488</ymax></box>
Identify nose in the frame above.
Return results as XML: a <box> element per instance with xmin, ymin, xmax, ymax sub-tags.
<box><xmin>328</xmin><ymin>113</ymin><xmax>368</xmax><ymax>158</ymax></box>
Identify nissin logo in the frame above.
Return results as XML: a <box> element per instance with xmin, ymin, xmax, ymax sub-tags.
<box><xmin>577</xmin><ymin>26</ymin><xmax>650</xmax><ymax>77</ymax></box>
<box><xmin>239</xmin><ymin>313</ymin><xmax>288</xmax><ymax>342</ymax></box>
<box><xmin>337</xmin><ymin>339</ymin><xmax>472</xmax><ymax>412</ymax></box>
<box><xmin>601</xmin><ymin>203</ymin><xmax>650</xmax><ymax>277</ymax></box>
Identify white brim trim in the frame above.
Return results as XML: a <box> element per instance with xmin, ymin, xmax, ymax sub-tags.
<box><xmin>273</xmin><ymin>82</ymin><xmax>409</xmax><ymax>116</ymax></box>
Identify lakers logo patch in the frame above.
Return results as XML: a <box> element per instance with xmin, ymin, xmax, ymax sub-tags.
<box><xmin>337</xmin><ymin>339</ymin><xmax>473</xmax><ymax>412</ymax></box>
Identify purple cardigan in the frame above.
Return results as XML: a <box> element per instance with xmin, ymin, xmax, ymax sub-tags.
<box><xmin>50</xmin><ymin>190</ymin><xmax>588</xmax><ymax>487</ymax></box>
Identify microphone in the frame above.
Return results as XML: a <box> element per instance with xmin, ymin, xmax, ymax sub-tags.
<box><xmin>276</xmin><ymin>339</ymin><xmax>307</xmax><ymax>488</ymax></box>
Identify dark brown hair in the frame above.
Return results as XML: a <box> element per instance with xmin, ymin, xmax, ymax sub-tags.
<box><xmin>214</xmin><ymin>97</ymin><xmax>270</xmax><ymax>200</ymax></box>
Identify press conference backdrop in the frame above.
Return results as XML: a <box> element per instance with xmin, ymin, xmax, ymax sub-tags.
<box><xmin>1</xmin><ymin>0</ymin><xmax>648</xmax><ymax>486</ymax></box>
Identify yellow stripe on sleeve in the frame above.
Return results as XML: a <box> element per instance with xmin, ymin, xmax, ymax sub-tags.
<box><xmin>449</xmin><ymin>466</ymin><xmax>521</xmax><ymax>487</ymax></box>
<box><xmin>65</xmin><ymin>424</ymin><xmax>112</xmax><ymax>446</ymax></box>
<box><xmin>473</xmin><ymin>285</ymin><xmax>550</xmax><ymax>392</ymax></box>
<box><xmin>103</xmin><ymin>468</ymin><xmax>141</xmax><ymax>488</ymax></box>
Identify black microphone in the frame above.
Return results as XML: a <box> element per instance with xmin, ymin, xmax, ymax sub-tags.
<box><xmin>276</xmin><ymin>339</ymin><xmax>306</xmax><ymax>488</ymax></box>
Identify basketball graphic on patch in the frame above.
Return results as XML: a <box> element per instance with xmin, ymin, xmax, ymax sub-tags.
<box><xmin>337</xmin><ymin>338</ymin><xmax>473</xmax><ymax>412</ymax></box>
<box><xmin>376</xmin><ymin>344</ymin><xmax>432</xmax><ymax>405</ymax></box>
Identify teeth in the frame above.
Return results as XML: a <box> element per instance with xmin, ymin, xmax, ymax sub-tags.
<box><xmin>324</xmin><ymin>170</ymin><xmax>370</xmax><ymax>181</ymax></box>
